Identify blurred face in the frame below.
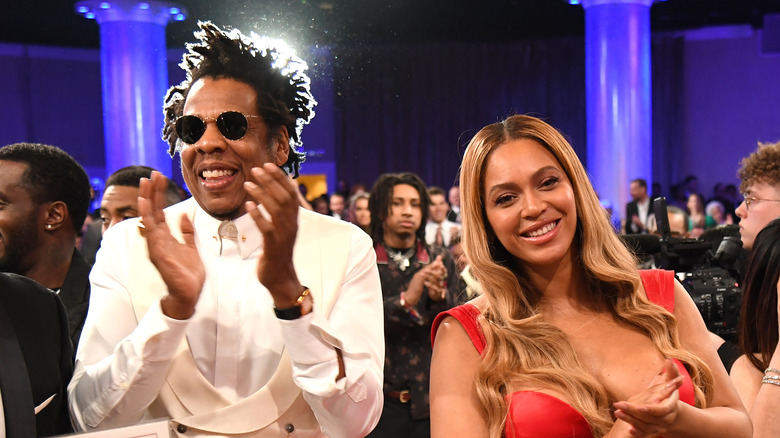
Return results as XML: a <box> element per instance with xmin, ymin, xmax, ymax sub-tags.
<box><xmin>0</xmin><ymin>160</ymin><xmax>41</xmax><ymax>273</ymax></box>
<box><xmin>709</xmin><ymin>205</ymin><xmax>724</xmax><ymax>222</ymax></box>
<box><xmin>100</xmin><ymin>185</ymin><xmax>140</xmax><ymax>233</ymax></box>
<box><xmin>330</xmin><ymin>194</ymin><xmax>345</xmax><ymax>215</ymax></box>
<box><xmin>736</xmin><ymin>181</ymin><xmax>780</xmax><ymax>249</ymax></box>
<box><xmin>483</xmin><ymin>139</ymin><xmax>577</xmax><ymax>270</ymax></box>
<box><xmin>629</xmin><ymin>181</ymin><xmax>647</xmax><ymax>202</ymax></box>
<box><xmin>429</xmin><ymin>193</ymin><xmax>449</xmax><ymax>223</ymax></box>
<box><xmin>687</xmin><ymin>194</ymin><xmax>703</xmax><ymax>213</ymax></box>
<box><xmin>354</xmin><ymin>197</ymin><xmax>370</xmax><ymax>227</ymax></box>
<box><xmin>449</xmin><ymin>186</ymin><xmax>460</xmax><ymax>207</ymax></box>
<box><xmin>313</xmin><ymin>199</ymin><xmax>329</xmax><ymax>215</ymax></box>
<box><xmin>668</xmin><ymin>212</ymin><xmax>688</xmax><ymax>238</ymax></box>
<box><xmin>383</xmin><ymin>184</ymin><xmax>422</xmax><ymax>239</ymax></box>
<box><xmin>179</xmin><ymin>77</ymin><xmax>288</xmax><ymax>220</ymax></box>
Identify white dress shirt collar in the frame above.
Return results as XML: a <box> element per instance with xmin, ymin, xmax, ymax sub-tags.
<box><xmin>191</xmin><ymin>203</ymin><xmax>263</xmax><ymax>260</ymax></box>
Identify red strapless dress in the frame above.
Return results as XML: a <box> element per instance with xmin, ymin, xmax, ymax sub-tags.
<box><xmin>431</xmin><ymin>269</ymin><xmax>696</xmax><ymax>438</ymax></box>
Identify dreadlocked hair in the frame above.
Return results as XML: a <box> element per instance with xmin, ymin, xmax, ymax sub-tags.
<box><xmin>162</xmin><ymin>21</ymin><xmax>316</xmax><ymax>177</ymax></box>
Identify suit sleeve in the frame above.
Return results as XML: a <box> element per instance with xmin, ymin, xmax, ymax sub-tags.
<box><xmin>278</xmin><ymin>229</ymin><xmax>384</xmax><ymax>437</ymax></box>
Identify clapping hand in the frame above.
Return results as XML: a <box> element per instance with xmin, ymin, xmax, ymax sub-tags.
<box><xmin>404</xmin><ymin>255</ymin><xmax>449</xmax><ymax>306</ymax></box>
<box><xmin>138</xmin><ymin>171</ymin><xmax>205</xmax><ymax>320</ymax></box>
<box><xmin>244</xmin><ymin>163</ymin><xmax>303</xmax><ymax>307</ymax></box>
<box><xmin>424</xmin><ymin>255</ymin><xmax>448</xmax><ymax>302</ymax></box>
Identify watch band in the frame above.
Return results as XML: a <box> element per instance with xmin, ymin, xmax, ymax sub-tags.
<box><xmin>274</xmin><ymin>287</ymin><xmax>310</xmax><ymax>320</ymax></box>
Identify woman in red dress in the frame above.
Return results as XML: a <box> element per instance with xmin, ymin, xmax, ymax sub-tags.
<box><xmin>430</xmin><ymin>115</ymin><xmax>750</xmax><ymax>438</ymax></box>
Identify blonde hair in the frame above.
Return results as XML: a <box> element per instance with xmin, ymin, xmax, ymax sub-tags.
<box><xmin>459</xmin><ymin>115</ymin><xmax>713</xmax><ymax>437</ymax></box>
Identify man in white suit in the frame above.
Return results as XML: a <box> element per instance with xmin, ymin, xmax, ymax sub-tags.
<box><xmin>69</xmin><ymin>22</ymin><xmax>384</xmax><ymax>437</ymax></box>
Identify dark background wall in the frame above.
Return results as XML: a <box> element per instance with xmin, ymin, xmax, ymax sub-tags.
<box><xmin>0</xmin><ymin>26</ymin><xmax>778</xmax><ymax>203</ymax></box>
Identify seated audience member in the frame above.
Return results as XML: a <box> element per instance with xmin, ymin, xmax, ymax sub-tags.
<box><xmin>0</xmin><ymin>273</ymin><xmax>73</xmax><ymax>437</ymax></box>
<box><xmin>348</xmin><ymin>191</ymin><xmax>371</xmax><ymax>234</ymax></box>
<box><xmin>68</xmin><ymin>22</ymin><xmax>383</xmax><ymax>436</ymax></box>
<box><xmin>100</xmin><ymin>165</ymin><xmax>182</xmax><ymax>233</ymax></box>
<box><xmin>624</xmin><ymin>178</ymin><xmax>653</xmax><ymax>234</ymax></box>
<box><xmin>430</xmin><ymin>115</ymin><xmax>750</xmax><ymax>437</ymax></box>
<box><xmin>0</xmin><ymin>143</ymin><xmax>91</xmax><ymax>350</ymax></box>
<box><xmin>448</xmin><ymin>235</ymin><xmax>481</xmax><ymax>299</ymax></box>
<box><xmin>687</xmin><ymin>193</ymin><xmax>715</xmax><ymax>238</ymax></box>
<box><xmin>425</xmin><ymin>186</ymin><xmax>461</xmax><ymax>247</ymax></box>
<box><xmin>735</xmin><ymin>140</ymin><xmax>780</xmax><ymax>251</ymax></box>
<box><xmin>729</xmin><ymin>219</ymin><xmax>780</xmax><ymax>437</ymax></box>
<box><xmin>311</xmin><ymin>194</ymin><xmax>330</xmax><ymax>215</ymax></box>
<box><xmin>666</xmin><ymin>205</ymin><xmax>691</xmax><ymax>238</ymax></box>
<box><xmin>329</xmin><ymin>192</ymin><xmax>346</xmax><ymax>220</ymax></box>
<box><xmin>367</xmin><ymin>173</ymin><xmax>460</xmax><ymax>438</ymax></box>
<box><xmin>706</xmin><ymin>200</ymin><xmax>734</xmax><ymax>226</ymax></box>
<box><xmin>645</xmin><ymin>204</ymin><xmax>689</xmax><ymax>238</ymax></box>
<box><xmin>81</xmin><ymin>166</ymin><xmax>183</xmax><ymax>263</ymax></box>
<box><xmin>446</xmin><ymin>185</ymin><xmax>461</xmax><ymax>223</ymax></box>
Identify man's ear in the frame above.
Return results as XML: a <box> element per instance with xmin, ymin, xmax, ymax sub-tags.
<box><xmin>43</xmin><ymin>201</ymin><xmax>68</xmax><ymax>231</ymax></box>
<box><xmin>272</xmin><ymin>126</ymin><xmax>291</xmax><ymax>167</ymax></box>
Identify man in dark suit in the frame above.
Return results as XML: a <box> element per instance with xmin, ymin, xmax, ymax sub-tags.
<box><xmin>624</xmin><ymin>178</ymin><xmax>653</xmax><ymax>234</ymax></box>
<box><xmin>0</xmin><ymin>143</ymin><xmax>92</xmax><ymax>350</ymax></box>
<box><xmin>0</xmin><ymin>273</ymin><xmax>73</xmax><ymax>437</ymax></box>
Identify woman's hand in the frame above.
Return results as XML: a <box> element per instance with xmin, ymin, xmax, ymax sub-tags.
<box><xmin>611</xmin><ymin>359</ymin><xmax>684</xmax><ymax>437</ymax></box>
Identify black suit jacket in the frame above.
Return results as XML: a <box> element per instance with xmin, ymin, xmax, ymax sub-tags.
<box><xmin>59</xmin><ymin>249</ymin><xmax>91</xmax><ymax>350</ymax></box>
<box><xmin>625</xmin><ymin>200</ymin><xmax>652</xmax><ymax>234</ymax></box>
<box><xmin>0</xmin><ymin>273</ymin><xmax>73</xmax><ymax>437</ymax></box>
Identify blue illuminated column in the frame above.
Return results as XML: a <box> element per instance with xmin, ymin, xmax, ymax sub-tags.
<box><xmin>582</xmin><ymin>0</ymin><xmax>653</xmax><ymax>220</ymax></box>
<box><xmin>75</xmin><ymin>1</ymin><xmax>185</xmax><ymax>178</ymax></box>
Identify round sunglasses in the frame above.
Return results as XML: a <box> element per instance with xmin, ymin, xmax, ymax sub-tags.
<box><xmin>175</xmin><ymin>111</ymin><xmax>261</xmax><ymax>145</ymax></box>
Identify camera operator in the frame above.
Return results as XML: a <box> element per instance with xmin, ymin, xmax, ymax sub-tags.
<box><xmin>729</xmin><ymin>218</ymin><xmax>780</xmax><ymax>438</ymax></box>
<box><xmin>734</xmin><ymin>141</ymin><xmax>780</xmax><ymax>251</ymax></box>
<box><xmin>724</xmin><ymin>140</ymin><xmax>780</xmax><ymax>438</ymax></box>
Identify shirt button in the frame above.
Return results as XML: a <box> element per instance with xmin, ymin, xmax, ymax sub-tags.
<box><xmin>177</xmin><ymin>424</ymin><xmax>187</xmax><ymax>434</ymax></box>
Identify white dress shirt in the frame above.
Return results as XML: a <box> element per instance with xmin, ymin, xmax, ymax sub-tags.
<box><xmin>424</xmin><ymin>220</ymin><xmax>461</xmax><ymax>247</ymax></box>
<box><xmin>69</xmin><ymin>199</ymin><xmax>384</xmax><ymax>437</ymax></box>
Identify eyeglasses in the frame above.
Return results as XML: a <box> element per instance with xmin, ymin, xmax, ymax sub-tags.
<box><xmin>741</xmin><ymin>193</ymin><xmax>780</xmax><ymax>211</ymax></box>
<box><xmin>175</xmin><ymin>111</ymin><xmax>261</xmax><ymax>145</ymax></box>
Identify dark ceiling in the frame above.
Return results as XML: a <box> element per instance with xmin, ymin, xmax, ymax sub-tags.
<box><xmin>3</xmin><ymin>0</ymin><xmax>780</xmax><ymax>49</ymax></box>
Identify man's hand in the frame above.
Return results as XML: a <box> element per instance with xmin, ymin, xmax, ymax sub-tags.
<box><xmin>425</xmin><ymin>255</ymin><xmax>448</xmax><ymax>302</ymax></box>
<box><xmin>138</xmin><ymin>171</ymin><xmax>205</xmax><ymax>320</ymax></box>
<box><xmin>244</xmin><ymin>163</ymin><xmax>303</xmax><ymax>307</ymax></box>
<box><xmin>404</xmin><ymin>255</ymin><xmax>448</xmax><ymax>306</ymax></box>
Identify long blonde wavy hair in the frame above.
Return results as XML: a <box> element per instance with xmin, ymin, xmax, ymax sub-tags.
<box><xmin>459</xmin><ymin>115</ymin><xmax>713</xmax><ymax>437</ymax></box>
